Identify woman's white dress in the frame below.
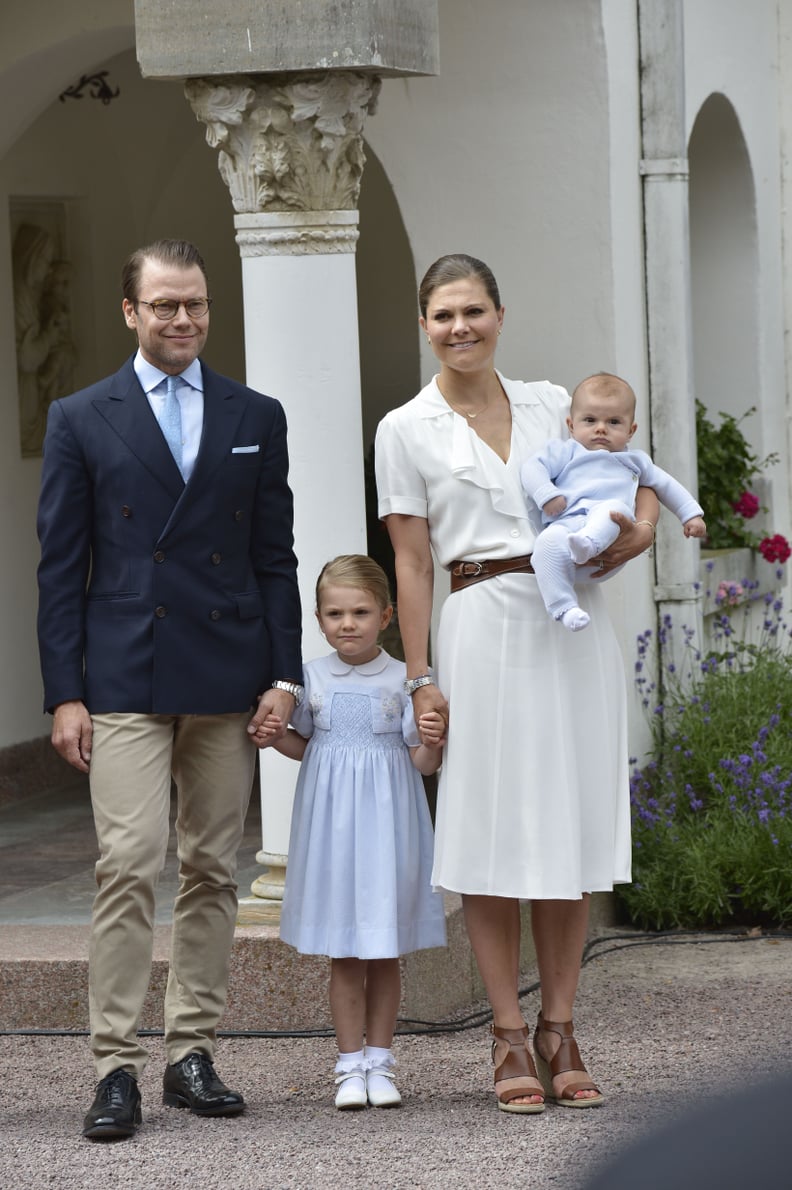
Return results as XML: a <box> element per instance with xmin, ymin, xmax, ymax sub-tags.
<box><xmin>279</xmin><ymin>650</ymin><xmax>447</xmax><ymax>958</ymax></box>
<box><xmin>375</xmin><ymin>374</ymin><xmax>631</xmax><ymax>900</ymax></box>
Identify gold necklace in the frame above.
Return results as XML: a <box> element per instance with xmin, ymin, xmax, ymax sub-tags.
<box><xmin>444</xmin><ymin>392</ymin><xmax>490</xmax><ymax>420</ymax></box>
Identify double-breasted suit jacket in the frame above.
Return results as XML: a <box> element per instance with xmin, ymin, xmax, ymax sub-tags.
<box><xmin>37</xmin><ymin>356</ymin><xmax>302</xmax><ymax>715</ymax></box>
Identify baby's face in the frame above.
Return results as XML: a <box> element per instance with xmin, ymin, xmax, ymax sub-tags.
<box><xmin>567</xmin><ymin>391</ymin><xmax>637</xmax><ymax>452</ymax></box>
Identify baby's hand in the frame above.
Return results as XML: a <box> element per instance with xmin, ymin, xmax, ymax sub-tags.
<box><xmin>543</xmin><ymin>495</ymin><xmax>567</xmax><ymax>518</ymax></box>
<box><xmin>418</xmin><ymin>710</ymin><xmax>447</xmax><ymax>748</ymax></box>
<box><xmin>684</xmin><ymin>516</ymin><xmax>707</xmax><ymax>539</ymax></box>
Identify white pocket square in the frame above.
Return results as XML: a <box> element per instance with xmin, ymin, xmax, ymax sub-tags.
<box><xmin>232</xmin><ymin>445</ymin><xmax>260</xmax><ymax>454</ymax></box>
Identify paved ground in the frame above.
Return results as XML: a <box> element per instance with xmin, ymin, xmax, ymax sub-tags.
<box><xmin>2</xmin><ymin>930</ymin><xmax>791</xmax><ymax>1189</ymax></box>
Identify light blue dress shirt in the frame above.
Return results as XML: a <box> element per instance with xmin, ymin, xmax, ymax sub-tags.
<box><xmin>135</xmin><ymin>351</ymin><xmax>204</xmax><ymax>482</ymax></box>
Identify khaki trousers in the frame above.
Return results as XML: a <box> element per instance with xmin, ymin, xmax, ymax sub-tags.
<box><xmin>88</xmin><ymin>713</ymin><xmax>256</xmax><ymax>1079</ymax></box>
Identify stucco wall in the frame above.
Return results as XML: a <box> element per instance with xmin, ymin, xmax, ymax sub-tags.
<box><xmin>1</xmin><ymin>0</ymin><xmax>790</xmax><ymax>750</ymax></box>
<box><xmin>684</xmin><ymin>0</ymin><xmax>790</xmax><ymax>548</ymax></box>
<box><xmin>362</xmin><ymin>0</ymin><xmax>658</xmax><ymax>725</ymax></box>
<box><xmin>0</xmin><ymin>38</ymin><xmax>245</xmax><ymax>747</ymax></box>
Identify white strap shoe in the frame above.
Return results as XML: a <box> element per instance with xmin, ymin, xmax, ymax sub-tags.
<box><xmin>334</xmin><ymin>1067</ymin><xmax>367</xmax><ymax>1110</ymax></box>
<box><xmin>366</xmin><ymin>1065</ymin><xmax>402</xmax><ymax>1108</ymax></box>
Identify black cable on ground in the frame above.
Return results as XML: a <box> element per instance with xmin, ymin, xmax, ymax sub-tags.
<box><xmin>2</xmin><ymin>927</ymin><xmax>790</xmax><ymax>1040</ymax></box>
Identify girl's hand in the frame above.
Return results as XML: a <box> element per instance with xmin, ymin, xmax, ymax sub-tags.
<box><xmin>251</xmin><ymin>711</ymin><xmax>286</xmax><ymax>748</ymax></box>
<box><xmin>418</xmin><ymin>710</ymin><xmax>447</xmax><ymax>748</ymax></box>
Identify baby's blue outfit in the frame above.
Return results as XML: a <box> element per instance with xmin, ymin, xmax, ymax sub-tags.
<box><xmin>279</xmin><ymin>649</ymin><xmax>447</xmax><ymax>959</ymax></box>
<box><xmin>520</xmin><ymin>439</ymin><xmax>703</xmax><ymax>620</ymax></box>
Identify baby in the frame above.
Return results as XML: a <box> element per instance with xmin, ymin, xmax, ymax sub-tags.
<box><xmin>520</xmin><ymin>372</ymin><xmax>706</xmax><ymax>631</ymax></box>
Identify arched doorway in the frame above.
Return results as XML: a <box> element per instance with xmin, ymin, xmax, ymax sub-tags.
<box><xmin>356</xmin><ymin>139</ymin><xmax>420</xmax><ymax>591</ymax></box>
<box><xmin>689</xmin><ymin>93</ymin><xmax>759</xmax><ymax>436</ymax></box>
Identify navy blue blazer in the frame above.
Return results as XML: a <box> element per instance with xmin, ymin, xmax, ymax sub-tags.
<box><xmin>37</xmin><ymin>356</ymin><xmax>302</xmax><ymax>715</ymax></box>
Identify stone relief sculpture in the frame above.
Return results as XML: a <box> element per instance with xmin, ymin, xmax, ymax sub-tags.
<box><xmin>13</xmin><ymin>221</ymin><xmax>76</xmax><ymax>457</ymax></box>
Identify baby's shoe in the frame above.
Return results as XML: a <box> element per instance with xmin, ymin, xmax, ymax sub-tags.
<box><xmin>365</xmin><ymin>1047</ymin><xmax>402</xmax><ymax>1108</ymax></box>
<box><xmin>334</xmin><ymin>1051</ymin><xmax>367</xmax><ymax>1110</ymax></box>
<box><xmin>560</xmin><ymin>606</ymin><xmax>590</xmax><ymax>632</ymax></box>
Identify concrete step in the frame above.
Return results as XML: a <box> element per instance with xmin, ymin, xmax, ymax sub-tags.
<box><xmin>0</xmin><ymin>894</ymin><xmax>618</xmax><ymax>1033</ymax></box>
<box><xmin>0</xmin><ymin>896</ymin><xmax>483</xmax><ymax>1032</ymax></box>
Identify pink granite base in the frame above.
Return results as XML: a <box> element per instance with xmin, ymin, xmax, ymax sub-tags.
<box><xmin>0</xmin><ymin>901</ymin><xmax>477</xmax><ymax>1032</ymax></box>
<box><xmin>0</xmin><ymin>895</ymin><xmax>618</xmax><ymax>1032</ymax></box>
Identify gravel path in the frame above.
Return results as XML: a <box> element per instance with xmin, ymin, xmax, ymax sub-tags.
<box><xmin>2</xmin><ymin>932</ymin><xmax>790</xmax><ymax>1188</ymax></box>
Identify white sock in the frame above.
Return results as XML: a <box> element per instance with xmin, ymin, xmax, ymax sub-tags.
<box><xmin>567</xmin><ymin>532</ymin><xmax>599</xmax><ymax>564</ymax></box>
<box><xmin>335</xmin><ymin>1049</ymin><xmax>365</xmax><ymax>1073</ymax></box>
<box><xmin>561</xmin><ymin>607</ymin><xmax>590</xmax><ymax>632</ymax></box>
<box><xmin>364</xmin><ymin>1045</ymin><xmax>395</xmax><ymax>1071</ymax></box>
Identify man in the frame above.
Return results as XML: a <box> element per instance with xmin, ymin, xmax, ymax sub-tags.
<box><xmin>36</xmin><ymin>239</ymin><xmax>303</xmax><ymax>1140</ymax></box>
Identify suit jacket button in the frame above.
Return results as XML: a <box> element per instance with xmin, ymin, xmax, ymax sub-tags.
<box><xmin>234</xmin><ymin>510</ymin><xmax>243</xmax><ymax>521</ymax></box>
<box><xmin>121</xmin><ymin>506</ymin><xmax>132</xmax><ymax>517</ymax></box>
<box><xmin>155</xmin><ymin>605</ymin><xmax>167</xmax><ymax>618</ymax></box>
<box><xmin>210</xmin><ymin>609</ymin><xmax>221</xmax><ymax>621</ymax></box>
<box><xmin>153</xmin><ymin>550</ymin><xmax>165</xmax><ymax>563</ymax></box>
<box><xmin>210</xmin><ymin>553</ymin><xmax>222</xmax><ymax>565</ymax></box>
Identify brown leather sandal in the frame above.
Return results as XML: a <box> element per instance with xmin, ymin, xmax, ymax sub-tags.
<box><xmin>533</xmin><ymin>1014</ymin><xmax>604</xmax><ymax>1108</ymax></box>
<box><xmin>491</xmin><ymin>1024</ymin><xmax>546</xmax><ymax>1114</ymax></box>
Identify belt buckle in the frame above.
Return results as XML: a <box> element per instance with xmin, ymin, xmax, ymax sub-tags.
<box><xmin>460</xmin><ymin>561</ymin><xmax>484</xmax><ymax>577</ymax></box>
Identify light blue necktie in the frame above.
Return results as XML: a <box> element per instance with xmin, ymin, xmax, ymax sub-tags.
<box><xmin>159</xmin><ymin>374</ymin><xmax>184</xmax><ymax>476</ymax></box>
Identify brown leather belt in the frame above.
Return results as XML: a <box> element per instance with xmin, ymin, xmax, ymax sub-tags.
<box><xmin>450</xmin><ymin>554</ymin><xmax>534</xmax><ymax>593</ymax></box>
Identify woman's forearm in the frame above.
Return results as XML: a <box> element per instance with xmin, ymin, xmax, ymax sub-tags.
<box><xmin>384</xmin><ymin>514</ymin><xmax>435</xmax><ymax>677</ymax></box>
<box><xmin>395</xmin><ymin>557</ymin><xmax>434</xmax><ymax>676</ymax></box>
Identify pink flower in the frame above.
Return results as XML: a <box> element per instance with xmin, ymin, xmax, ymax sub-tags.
<box><xmin>759</xmin><ymin>534</ymin><xmax>791</xmax><ymax>563</ymax></box>
<box><xmin>716</xmin><ymin>580</ymin><xmax>744</xmax><ymax>606</ymax></box>
<box><xmin>732</xmin><ymin>491</ymin><xmax>760</xmax><ymax>519</ymax></box>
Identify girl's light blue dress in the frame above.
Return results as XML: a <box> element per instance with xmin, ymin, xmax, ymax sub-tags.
<box><xmin>279</xmin><ymin>649</ymin><xmax>447</xmax><ymax>959</ymax></box>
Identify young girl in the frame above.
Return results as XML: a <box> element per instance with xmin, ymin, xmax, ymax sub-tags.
<box><xmin>272</xmin><ymin>555</ymin><xmax>447</xmax><ymax>1110</ymax></box>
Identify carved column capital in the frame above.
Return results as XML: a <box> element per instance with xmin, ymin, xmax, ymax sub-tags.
<box><xmin>185</xmin><ymin>71</ymin><xmax>380</xmax><ymax>221</ymax></box>
<box><xmin>234</xmin><ymin>210</ymin><xmax>359</xmax><ymax>258</ymax></box>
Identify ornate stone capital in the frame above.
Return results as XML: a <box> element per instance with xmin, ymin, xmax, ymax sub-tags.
<box><xmin>234</xmin><ymin>210</ymin><xmax>359</xmax><ymax>257</ymax></box>
<box><xmin>185</xmin><ymin>71</ymin><xmax>381</xmax><ymax>217</ymax></box>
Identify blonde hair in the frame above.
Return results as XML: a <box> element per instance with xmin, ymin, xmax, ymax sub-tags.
<box><xmin>571</xmin><ymin>371</ymin><xmax>637</xmax><ymax>420</ymax></box>
<box><xmin>315</xmin><ymin>555</ymin><xmax>392</xmax><ymax>612</ymax></box>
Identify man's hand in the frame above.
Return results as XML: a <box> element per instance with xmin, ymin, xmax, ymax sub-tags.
<box><xmin>52</xmin><ymin>700</ymin><xmax>93</xmax><ymax>773</ymax></box>
<box><xmin>247</xmin><ymin>687</ymin><xmax>295</xmax><ymax>748</ymax></box>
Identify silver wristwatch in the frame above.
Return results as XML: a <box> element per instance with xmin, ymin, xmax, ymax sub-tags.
<box><xmin>271</xmin><ymin>680</ymin><xmax>305</xmax><ymax>706</ymax></box>
<box><xmin>404</xmin><ymin>674</ymin><xmax>435</xmax><ymax>696</ymax></box>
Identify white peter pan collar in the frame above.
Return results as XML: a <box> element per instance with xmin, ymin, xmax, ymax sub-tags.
<box><xmin>327</xmin><ymin>649</ymin><xmax>392</xmax><ymax>677</ymax></box>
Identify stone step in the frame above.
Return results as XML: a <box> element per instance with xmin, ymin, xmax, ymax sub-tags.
<box><xmin>0</xmin><ymin>896</ymin><xmax>486</xmax><ymax>1033</ymax></box>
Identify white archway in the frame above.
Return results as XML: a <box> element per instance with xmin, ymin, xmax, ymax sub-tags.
<box><xmin>689</xmin><ymin>93</ymin><xmax>759</xmax><ymax>436</ymax></box>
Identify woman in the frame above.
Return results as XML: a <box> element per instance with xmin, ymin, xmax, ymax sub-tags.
<box><xmin>375</xmin><ymin>254</ymin><xmax>657</xmax><ymax>1113</ymax></box>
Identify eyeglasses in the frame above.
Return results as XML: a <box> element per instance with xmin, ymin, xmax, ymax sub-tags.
<box><xmin>138</xmin><ymin>298</ymin><xmax>212</xmax><ymax>320</ymax></box>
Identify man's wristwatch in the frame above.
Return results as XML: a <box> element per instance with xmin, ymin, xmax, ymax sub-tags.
<box><xmin>404</xmin><ymin>674</ymin><xmax>435</xmax><ymax>696</ymax></box>
<box><xmin>271</xmin><ymin>680</ymin><xmax>305</xmax><ymax>706</ymax></box>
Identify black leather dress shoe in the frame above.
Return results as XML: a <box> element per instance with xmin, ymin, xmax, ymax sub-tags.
<box><xmin>82</xmin><ymin>1069</ymin><xmax>141</xmax><ymax>1140</ymax></box>
<box><xmin>162</xmin><ymin>1052</ymin><xmax>245</xmax><ymax>1116</ymax></box>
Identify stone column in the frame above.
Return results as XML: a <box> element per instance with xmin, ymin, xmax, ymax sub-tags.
<box><xmin>638</xmin><ymin>0</ymin><xmax>703</xmax><ymax>660</ymax></box>
<box><xmin>186</xmin><ymin>71</ymin><xmax>378</xmax><ymax>922</ymax></box>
